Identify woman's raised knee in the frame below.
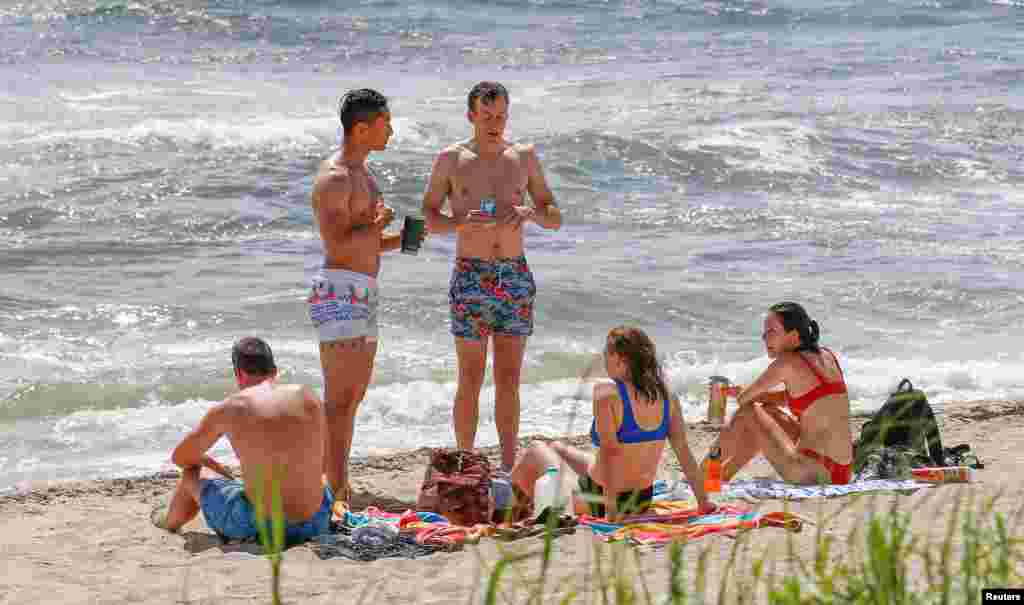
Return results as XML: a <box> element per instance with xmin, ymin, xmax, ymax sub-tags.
<box><xmin>722</xmin><ymin>406</ymin><xmax>755</xmax><ymax>435</ymax></box>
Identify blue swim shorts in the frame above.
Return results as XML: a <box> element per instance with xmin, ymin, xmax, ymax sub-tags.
<box><xmin>199</xmin><ymin>478</ymin><xmax>333</xmax><ymax>544</ymax></box>
<box><xmin>449</xmin><ymin>256</ymin><xmax>536</xmax><ymax>340</ymax></box>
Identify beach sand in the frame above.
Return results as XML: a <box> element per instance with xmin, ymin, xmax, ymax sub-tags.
<box><xmin>3</xmin><ymin>398</ymin><xmax>1023</xmax><ymax>605</ymax></box>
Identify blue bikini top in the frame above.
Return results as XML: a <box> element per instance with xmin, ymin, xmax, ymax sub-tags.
<box><xmin>590</xmin><ymin>379</ymin><xmax>671</xmax><ymax>447</ymax></box>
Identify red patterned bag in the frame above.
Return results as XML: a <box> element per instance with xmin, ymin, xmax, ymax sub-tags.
<box><xmin>416</xmin><ymin>449</ymin><xmax>493</xmax><ymax>527</ymax></box>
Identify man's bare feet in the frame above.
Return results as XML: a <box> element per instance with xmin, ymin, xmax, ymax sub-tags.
<box><xmin>150</xmin><ymin>495</ymin><xmax>178</xmax><ymax>533</ymax></box>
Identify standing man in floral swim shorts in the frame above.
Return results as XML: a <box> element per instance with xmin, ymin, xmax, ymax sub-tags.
<box><xmin>422</xmin><ymin>81</ymin><xmax>562</xmax><ymax>473</ymax></box>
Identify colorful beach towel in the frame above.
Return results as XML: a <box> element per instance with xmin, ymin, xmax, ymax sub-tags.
<box><xmin>335</xmin><ymin>506</ymin><xmax>493</xmax><ymax>546</ymax></box>
<box><xmin>313</xmin><ymin>506</ymin><xmax>468</xmax><ymax>561</ymax></box>
<box><xmin>316</xmin><ymin>504</ymin><xmax>572</xmax><ymax>562</ymax></box>
<box><xmin>579</xmin><ymin>502</ymin><xmax>804</xmax><ymax>546</ymax></box>
<box><xmin>663</xmin><ymin>477</ymin><xmax>929</xmax><ymax>502</ymax></box>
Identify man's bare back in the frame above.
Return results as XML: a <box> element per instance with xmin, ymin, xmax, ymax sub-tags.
<box><xmin>225</xmin><ymin>382</ymin><xmax>325</xmax><ymax>522</ymax></box>
<box><xmin>312</xmin><ymin>152</ymin><xmax>393</xmax><ymax>275</ymax></box>
<box><xmin>158</xmin><ymin>337</ymin><xmax>333</xmax><ymax>540</ymax></box>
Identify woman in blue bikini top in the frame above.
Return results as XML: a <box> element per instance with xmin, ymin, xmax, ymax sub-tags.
<box><xmin>589</xmin><ymin>378</ymin><xmax>670</xmax><ymax>447</ymax></box>
<box><xmin>510</xmin><ymin>325</ymin><xmax>712</xmax><ymax>519</ymax></box>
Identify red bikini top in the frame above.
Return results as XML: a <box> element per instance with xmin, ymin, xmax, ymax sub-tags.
<box><xmin>787</xmin><ymin>348</ymin><xmax>847</xmax><ymax>419</ymax></box>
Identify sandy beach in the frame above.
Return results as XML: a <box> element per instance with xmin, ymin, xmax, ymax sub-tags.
<box><xmin>3</xmin><ymin>397</ymin><xmax>1022</xmax><ymax>605</ymax></box>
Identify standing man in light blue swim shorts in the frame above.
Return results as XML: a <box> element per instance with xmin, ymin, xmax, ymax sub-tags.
<box><xmin>309</xmin><ymin>89</ymin><xmax>425</xmax><ymax>502</ymax></box>
<box><xmin>422</xmin><ymin>82</ymin><xmax>562</xmax><ymax>473</ymax></box>
<box><xmin>153</xmin><ymin>337</ymin><xmax>333</xmax><ymax>544</ymax></box>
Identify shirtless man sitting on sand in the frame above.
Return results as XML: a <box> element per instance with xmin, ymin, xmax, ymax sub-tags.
<box><xmin>422</xmin><ymin>81</ymin><xmax>562</xmax><ymax>473</ymax></box>
<box><xmin>153</xmin><ymin>337</ymin><xmax>333</xmax><ymax>543</ymax></box>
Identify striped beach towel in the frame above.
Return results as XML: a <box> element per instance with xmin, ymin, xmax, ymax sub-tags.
<box><xmin>579</xmin><ymin>502</ymin><xmax>804</xmax><ymax>546</ymax></box>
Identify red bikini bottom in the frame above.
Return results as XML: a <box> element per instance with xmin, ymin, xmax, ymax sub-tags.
<box><xmin>798</xmin><ymin>448</ymin><xmax>852</xmax><ymax>485</ymax></box>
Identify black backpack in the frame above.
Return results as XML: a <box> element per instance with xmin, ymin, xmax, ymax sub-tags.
<box><xmin>853</xmin><ymin>379</ymin><xmax>944</xmax><ymax>473</ymax></box>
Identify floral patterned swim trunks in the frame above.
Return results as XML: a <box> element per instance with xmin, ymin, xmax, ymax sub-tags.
<box><xmin>449</xmin><ymin>256</ymin><xmax>536</xmax><ymax>340</ymax></box>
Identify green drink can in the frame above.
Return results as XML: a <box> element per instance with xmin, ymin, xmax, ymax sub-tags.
<box><xmin>401</xmin><ymin>215</ymin><xmax>425</xmax><ymax>255</ymax></box>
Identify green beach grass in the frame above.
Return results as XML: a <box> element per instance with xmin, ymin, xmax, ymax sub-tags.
<box><xmin>459</xmin><ymin>487</ymin><xmax>1023</xmax><ymax>605</ymax></box>
<box><xmin>243</xmin><ymin>471</ymin><xmax>1021</xmax><ymax>604</ymax></box>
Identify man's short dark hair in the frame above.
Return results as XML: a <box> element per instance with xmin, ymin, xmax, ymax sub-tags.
<box><xmin>339</xmin><ymin>88</ymin><xmax>389</xmax><ymax>135</ymax></box>
<box><xmin>231</xmin><ymin>337</ymin><xmax>277</xmax><ymax>376</ymax></box>
<box><xmin>467</xmin><ymin>81</ymin><xmax>509</xmax><ymax>113</ymax></box>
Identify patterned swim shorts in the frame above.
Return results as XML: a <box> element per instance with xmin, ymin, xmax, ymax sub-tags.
<box><xmin>308</xmin><ymin>268</ymin><xmax>378</xmax><ymax>343</ymax></box>
<box><xmin>449</xmin><ymin>256</ymin><xmax>536</xmax><ymax>340</ymax></box>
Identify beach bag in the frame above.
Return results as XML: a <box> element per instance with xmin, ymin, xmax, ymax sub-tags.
<box><xmin>853</xmin><ymin>379</ymin><xmax>944</xmax><ymax>473</ymax></box>
<box><xmin>416</xmin><ymin>449</ymin><xmax>493</xmax><ymax>527</ymax></box>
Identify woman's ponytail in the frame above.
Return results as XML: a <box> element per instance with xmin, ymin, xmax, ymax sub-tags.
<box><xmin>769</xmin><ymin>302</ymin><xmax>821</xmax><ymax>353</ymax></box>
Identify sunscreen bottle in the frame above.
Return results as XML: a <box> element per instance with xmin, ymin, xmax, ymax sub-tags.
<box><xmin>910</xmin><ymin>466</ymin><xmax>975</xmax><ymax>483</ymax></box>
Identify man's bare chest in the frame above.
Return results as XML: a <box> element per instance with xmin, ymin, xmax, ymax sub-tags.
<box><xmin>315</xmin><ymin>169</ymin><xmax>382</xmax><ymax>218</ymax></box>
<box><xmin>452</xmin><ymin>155</ymin><xmax>526</xmax><ymax>193</ymax></box>
<box><xmin>349</xmin><ymin>175</ymin><xmax>382</xmax><ymax>215</ymax></box>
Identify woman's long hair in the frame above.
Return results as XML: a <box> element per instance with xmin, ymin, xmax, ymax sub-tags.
<box><xmin>769</xmin><ymin>301</ymin><xmax>821</xmax><ymax>352</ymax></box>
<box><xmin>606</xmin><ymin>326</ymin><xmax>671</xmax><ymax>403</ymax></box>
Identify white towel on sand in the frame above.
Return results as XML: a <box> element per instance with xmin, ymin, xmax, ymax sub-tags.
<box><xmin>660</xmin><ymin>477</ymin><xmax>930</xmax><ymax>502</ymax></box>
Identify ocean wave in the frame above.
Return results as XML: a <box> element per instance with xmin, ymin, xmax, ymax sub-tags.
<box><xmin>22</xmin><ymin>116</ymin><xmax>326</xmax><ymax>150</ymax></box>
<box><xmin>15</xmin><ymin>114</ymin><xmax>438</xmax><ymax>157</ymax></box>
<box><xmin>2</xmin><ymin>340</ymin><xmax>1023</xmax><ymax>487</ymax></box>
<box><xmin>3</xmin><ymin>343</ymin><xmax>1023</xmax><ymax>420</ymax></box>
<box><xmin>544</xmin><ymin>127</ymin><xmax>818</xmax><ymax>202</ymax></box>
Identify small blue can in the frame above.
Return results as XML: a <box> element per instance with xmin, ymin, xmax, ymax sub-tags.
<box><xmin>479</xmin><ymin>198</ymin><xmax>497</xmax><ymax>218</ymax></box>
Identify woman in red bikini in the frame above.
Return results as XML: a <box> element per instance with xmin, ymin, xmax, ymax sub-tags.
<box><xmin>710</xmin><ymin>302</ymin><xmax>854</xmax><ymax>485</ymax></box>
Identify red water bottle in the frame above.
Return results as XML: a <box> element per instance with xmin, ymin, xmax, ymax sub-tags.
<box><xmin>705</xmin><ymin>446</ymin><xmax>722</xmax><ymax>494</ymax></box>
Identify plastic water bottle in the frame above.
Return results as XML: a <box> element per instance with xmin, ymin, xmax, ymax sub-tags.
<box><xmin>533</xmin><ymin>466</ymin><xmax>568</xmax><ymax>515</ymax></box>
